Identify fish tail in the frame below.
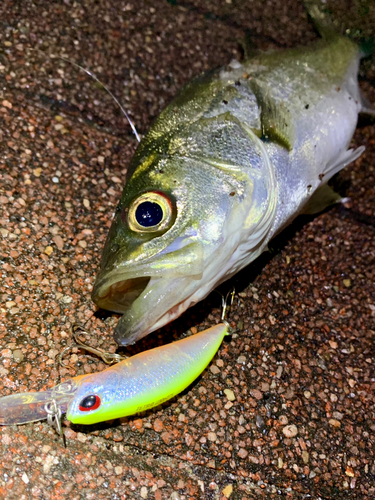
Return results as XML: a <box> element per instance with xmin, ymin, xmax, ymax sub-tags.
<box><xmin>305</xmin><ymin>2</ymin><xmax>375</xmax><ymax>118</ymax></box>
<box><xmin>304</xmin><ymin>1</ymin><xmax>374</xmax><ymax>57</ymax></box>
<box><xmin>304</xmin><ymin>1</ymin><xmax>338</xmax><ymax>40</ymax></box>
<box><xmin>359</xmin><ymin>38</ymin><xmax>374</xmax><ymax>59</ymax></box>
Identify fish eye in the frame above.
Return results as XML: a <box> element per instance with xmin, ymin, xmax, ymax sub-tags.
<box><xmin>78</xmin><ymin>394</ymin><xmax>101</xmax><ymax>412</ymax></box>
<box><xmin>136</xmin><ymin>201</ymin><xmax>163</xmax><ymax>227</ymax></box>
<box><xmin>127</xmin><ymin>191</ymin><xmax>173</xmax><ymax>233</ymax></box>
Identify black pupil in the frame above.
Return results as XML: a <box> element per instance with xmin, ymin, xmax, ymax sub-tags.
<box><xmin>135</xmin><ymin>201</ymin><xmax>163</xmax><ymax>227</ymax></box>
<box><xmin>80</xmin><ymin>395</ymin><xmax>97</xmax><ymax>409</ymax></box>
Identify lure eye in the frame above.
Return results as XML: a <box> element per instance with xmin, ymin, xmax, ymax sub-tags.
<box><xmin>127</xmin><ymin>192</ymin><xmax>173</xmax><ymax>233</ymax></box>
<box><xmin>78</xmin><ymin>394</ymin><xmax>101</xmax><ymax>412</ymax></box>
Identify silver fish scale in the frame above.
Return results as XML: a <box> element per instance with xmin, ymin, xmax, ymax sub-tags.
<box><xmin>172</xmin><ymin>118</ymin><xmax>265</xmax><ymax>176</ymax></box>
<box><xmin>202</xmin><ymin>87</ymin><xmax>261</xmax><ymax>132</ymax></box>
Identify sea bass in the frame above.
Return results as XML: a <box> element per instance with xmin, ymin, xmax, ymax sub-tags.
<box><xmin>92</xmin><ymin>34</ymin><xmax>370</xmax><ymax>346</ymax></box>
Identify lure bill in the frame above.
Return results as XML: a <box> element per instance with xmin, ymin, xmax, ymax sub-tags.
<box><xmin>0</xmin><ymin>323</ymin><xmax>228</xmax><ymax>427</ymax></box>
<box><xmin>91</xmin><ymin>27</ymin><xmax>373</xmax><ymax>346</ymax></box>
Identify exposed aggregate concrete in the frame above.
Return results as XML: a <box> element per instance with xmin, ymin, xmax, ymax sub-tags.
<box><xmin>0</xmin><ymin>0</ymin><xmax>374</xmax><ymax>498</ymax></box>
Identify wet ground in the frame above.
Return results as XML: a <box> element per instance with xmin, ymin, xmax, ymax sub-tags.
<box><xmin>0</xmin><ymin>0</ymin><xmax>374</xmax><ymax>499</ymax></box>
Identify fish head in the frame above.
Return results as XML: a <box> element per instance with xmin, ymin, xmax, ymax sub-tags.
<box><xmin>92</xmin><ymin>116</ymin><xmax>275</xmax><ymax>346</ymax></box>
<box><xmin>92</xmin><ymin>159</ymin><xmax>238</xmax><ymax>344</ymax></box>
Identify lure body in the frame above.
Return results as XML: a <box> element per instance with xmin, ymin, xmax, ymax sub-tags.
<box><xmin>0</xmin><ymin>323</ymin><xmax>227</xmax><ymax>426</ymax></box>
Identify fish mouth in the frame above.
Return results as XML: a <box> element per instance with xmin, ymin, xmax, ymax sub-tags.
<box><xmin>92</xmin><ymin>240</ymin><xmax>205</xmax><ymax>345</ymax></box>
<box><xmin>92</xmin><ymin>276</ymin><xmax>151</xmax><ymax>314</ymax></box>
<box><xmin>92</xmin><ymin>272</ymin><xmax>196</xmax><ymax>346</ymax></box>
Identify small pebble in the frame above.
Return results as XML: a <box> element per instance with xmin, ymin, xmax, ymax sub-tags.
<box><xmin>302</xmin><ymin>451</ymin><xmax>309</xmax><ymax>463</ymax></box>
<box><xmin>153</xmin><ymin>419</ymin><xmax>163</xmax><ymax>432</ymax></box>
<box><xmin>207</xmin><ymin>432</ymin><xmax>217</xmax><ymax>442</ymax></box>
<box><xmin>2</xmin><ymin>99</ymin><xmax>12</xmax><ymax>108</ymax></box>
<box><xmin>53</xmin><ymin>235</ymin><xmax>64</xmax><ymax>250</ymax></box>
<box><xmin>21</xmin><ymin>473</ymin><xmax>29</xmax><ymax>484</ymax></box>
<box><xmin>329</xmin><ymin>418</ymin><xmax>341</xmax><ymax>428</ymax></box>
<box><xmin>282</xmin><ymin>424</ymin><xmax>298</xmax><ymax>438</ymax></box>
<box><xmin>224</xmin><ymin>388</ymin><xmax>235</xmax><ymax>401</ymax></box>
<box><xmin>222</xmin><ymin>484</ymin><xmax>233</xmax><ymax>498</ymax></box>
<box><xmin>12</xmin><ymin>349</ymin><xmax>24</xmax><ymax>361</ymax></box>
<box><xmin>279</xmin><ymin>415</ymin><xmax>288</xmax><ymax>425</ymax></box>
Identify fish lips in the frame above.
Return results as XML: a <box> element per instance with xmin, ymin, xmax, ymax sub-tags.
<box><xmin>115</xmin><ymin>276</ymin><xmax>197</xmax><ymax>346</ymax></box>
<box><xmin>92</xmin><ymin>241</ymin><xmax>204</xmax><ymax>345</ymax></box>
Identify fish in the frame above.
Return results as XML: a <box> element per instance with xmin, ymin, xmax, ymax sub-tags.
<box><xmin>91</xmin><ymin>16</ymin><xmax>373</xmax><ymax>346</ymax></box>
<box><xmin>0</xmin><ymin>322</ymin><xmax>228</xmax><ymax>427</ymax></box>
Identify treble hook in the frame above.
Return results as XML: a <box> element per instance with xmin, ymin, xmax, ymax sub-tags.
<box><xmin>220</xmin><ymin>287</ymin><xmax>235</xmax><ymax>323</ymax></box>
<box><xmin>45</xmin><ymin>398</ymin><xmax>65</xmax><ymax>446</ymax></box>
<box><xmin>59</xmin><ymin>325</ymin><xmax>127</xmax><ymax>367</ymax></box>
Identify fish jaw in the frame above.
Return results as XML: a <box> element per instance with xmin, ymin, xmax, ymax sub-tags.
<box><xmin>92</xmin><ymin>236</ymin><xmax>209</xmax><ymax>345</ymax></box>
<box><xmin>92</xmin><ymin>237</ymin><xmax>205</xmax><ymax>308</ymax></box>
<box><xmin>94</xmin><ymin>259</ymin><xmax>224</xmax><ymax>346</ymax></box>
<box><xmin>111</xmin><ymin>261</ymin><xmax>232</xmax><ymax>346</ymax></box>
<box><xmin>92</xmin><ymin>224</ymin><xmax>237</xmax><ymax>346</ymax></box>
<box><xmin>112</xmin><ymin>275</ymin><xmax>201</xmax><ymax>346</ymax></box>
<box><xmin>96</xmin><ymin>203</ymin><xmax>273</xmax><ymax>347</ymax></box>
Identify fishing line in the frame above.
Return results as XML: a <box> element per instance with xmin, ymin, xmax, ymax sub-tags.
<box><xmin>34</xmin><ymin>49</ymin><xmax>140</xmax><ymax>142</ymax></box>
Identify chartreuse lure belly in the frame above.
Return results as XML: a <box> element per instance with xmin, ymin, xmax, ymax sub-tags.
<box><xmin>0</xmin><ymin>323</ymin><xmax>228</xmax><ymax>427</ymax></box>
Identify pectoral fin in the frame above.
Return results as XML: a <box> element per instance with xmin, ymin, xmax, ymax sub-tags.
<box><xmin>324</xmin><ymin>146</ymin><xmax>365</xmax><ymax>182</ymax></box>
<box><xmin>302</xmin><ymin>145</ymin><xmax>366</xmax><ymax>215</ymax></box>
<box><xmin>360</xmin><ymin>91</ymin><xmax>375</xmax><ymax>117</ymax></box>
<box><xmin>302</xmin><ymin>184</ymin><xmax>343</xmax><ymax>215</ymax></box>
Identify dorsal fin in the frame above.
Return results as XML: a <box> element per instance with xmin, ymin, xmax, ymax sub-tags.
<box><xmin>248</xmin><ymin>81</ymin><xmax>294</xmax><ymax>151</ymax></box>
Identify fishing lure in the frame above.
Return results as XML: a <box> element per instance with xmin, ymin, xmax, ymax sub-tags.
<box><xmin>0</xmin><ymin>322</ymin><xmax>229</xmax><ymax>430</ymax></box>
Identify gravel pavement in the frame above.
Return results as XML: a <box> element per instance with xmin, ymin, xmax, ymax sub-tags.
<box><xmin>0</xmin><ymin>1</ymin><xmax>374</xmax><ymax>498</ymax></box>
